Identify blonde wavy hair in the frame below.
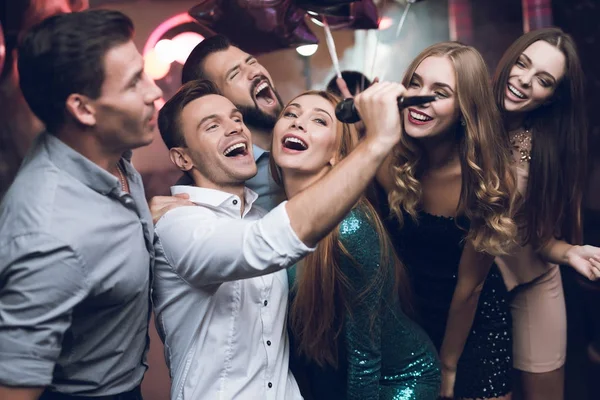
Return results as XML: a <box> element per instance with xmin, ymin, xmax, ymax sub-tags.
<box><xmin>388</xmin><ymin>42</ymin><xmax>517</xmax><ymax>256</ymax></box>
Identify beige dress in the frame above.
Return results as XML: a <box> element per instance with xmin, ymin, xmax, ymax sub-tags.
<box><xmin>495</xmin><ymin>130</ymin><xmax>567</xmax><ymax>372</ymax></box>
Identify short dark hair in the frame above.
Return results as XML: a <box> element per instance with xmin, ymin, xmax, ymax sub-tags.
<box><xmin>158</xmin><ymin>79</ymin><xmax>222</xmax><ymax>150</ymax></box>
<box><xmin>17</xmin><ymin>9</ymin><xmax>134</xmax><ymax>133</ymax></box>
<box><xmin>182</xmin><ymin>35</ymin><xmax>231</xmax><ymax>84</ymax></box>
<box><xmin>326</xmin><ymin>70</ymin><xmax>372</xmax><ymax>97</ymax></box>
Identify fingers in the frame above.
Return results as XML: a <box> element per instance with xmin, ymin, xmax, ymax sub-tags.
<box><xmin>352</xmin><ymin>81</ymin><xmax>406</xmax><ymax>149</ymax></box>
<box><xmin>354</xmin><ymin>81</ymin><xmax>405</xmax><ymax>108</ymax></box>
<box><xmin>148</xmin><ymin>195</ymin><xmax>195</xmax><ymax>225</ymax></box>
<box><xmin>589</xmin><ymin>256</ymin><xmax>600</xmax><ymax>280</ymax></box>
<box><xmin>335</xmin><ymin>77</ymin><xmax>354</xmax><ymax>99</ymax></box>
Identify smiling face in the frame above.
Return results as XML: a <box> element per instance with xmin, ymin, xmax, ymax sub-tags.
<box><xmin>175</xmin><ymin>94</ymin><xmax>256</xmax><ymax>189</ymax></box>
<box><xmin>272</xmin><ymin>94</ymin><xmax>339</xmax><ymax>178</ymax></box>
<box><xmin>202</xmin><ymin>46</ymin><xmax>283</xmax><ymax>130</ymax></box>
<box><xmin>403</xmin><ymin>56</ymin><xmax>460</xmax><ymax>139</ymax></box>
<box><xmin>504</xmin><ymin>40</ymin><xmax>566</xmax><ymax>114</ymax></box>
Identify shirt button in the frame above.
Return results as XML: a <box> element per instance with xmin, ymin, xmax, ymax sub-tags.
<box><xmin>266</xmin><ymin>340</ymin><xmax>271</xmax><ymax>346</ymax></box>
<box><xmin>263</xmin><ymin>300</ymin><xmax>268</xmax><ymax>306</ymax></box>
<box><xmin>233</xmin><ymin>199</ymin><xmax>238</xmax><ymax>205</ymax></box>
<box><xmin>268</xmin><ymin>382</ymin><xmax>273</xmax><ymax>388</ymax></box>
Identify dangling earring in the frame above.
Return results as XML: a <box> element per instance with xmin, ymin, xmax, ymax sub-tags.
<box><xmin>460</xmin><ymin>118</ymin><xmax>466</xmax><ymax>126</ymax></box>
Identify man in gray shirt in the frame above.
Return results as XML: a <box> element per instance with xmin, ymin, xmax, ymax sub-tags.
<box><xmin>0</xmin><ymin>10</ymin><xmax>162</xmax><ymax>400</ymax></box>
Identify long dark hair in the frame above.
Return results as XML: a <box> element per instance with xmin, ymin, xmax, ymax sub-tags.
<box><xmin>493</xmin><ymin>28</ymin><xmax>587</xmax><ymax>248</ymax></box>
<box><xmin>271</xmin><ymin>90</ymin><xmax>413</xmax><ymax>368</ymax></box>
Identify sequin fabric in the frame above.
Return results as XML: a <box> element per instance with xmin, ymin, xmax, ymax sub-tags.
<box><xmin>385</xmin><ymin>211</ymin><xmax>513</xmax><ymax>398</ymax></box>
<box><xmin>289</xmin><ymin>207</ymin><xmax>441</xmax><ymax>400</ymax></box>
<box><xmin>510</xmin><ymin>129</ymin><xmax>532</xmax><ymax>164</ymax></box>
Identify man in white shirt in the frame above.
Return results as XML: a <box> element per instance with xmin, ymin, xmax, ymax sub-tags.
<box><xmin>151</xmin><ymin>79</ymin><xmax>405</xmax><ymax>399</ymax></box>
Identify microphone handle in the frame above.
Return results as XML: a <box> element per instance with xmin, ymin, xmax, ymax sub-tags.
<box><xmin>398</xmin><ymin>95</ymin><xmax>438</xmax><ymax>108</ymax></box>
<box><xmin>336</xmin><ymin>95</ymin><xmax>438</xmax><ymax>124</ymax></box>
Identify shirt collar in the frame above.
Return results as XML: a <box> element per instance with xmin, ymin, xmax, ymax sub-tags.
<box><xmin>43</xmin><ymin>132</ymin><xmax>129</xmax><ymax>195</ymax></box>
<box><xmin>170</xmin><ymin>185</ymin><xmax>259</xmax><ymax>217</ymax></box>
<box><xmin>252</xmin><ymin>144</ymin><xmax>268</xmax><ymax>161</ymax></box>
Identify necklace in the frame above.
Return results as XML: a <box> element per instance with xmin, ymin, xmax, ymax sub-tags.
<box><xmin>115</xmin><ymin>162</ymin><xmax>129</xmax><ymax>192</ymax></box>
<box><xmin>510</xmin><ymin>129</ymin><xmax>532</xmax><ymax>163</ymax></box>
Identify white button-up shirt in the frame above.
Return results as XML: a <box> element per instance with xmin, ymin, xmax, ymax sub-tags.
<box><xmin>152</xmin><ymin>185</ymin><xmax>312</xmax><ymax>400</ymax></box>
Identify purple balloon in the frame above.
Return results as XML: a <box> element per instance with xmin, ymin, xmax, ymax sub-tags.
<box><xmin>310</xmin><ymin>0</ymin><xmax>379</xmax><ymax>31</ymax></box>
<box><xmin>189</xmin><ymin>0</ymin><xmax>318</xmax><ymax>55</ymax></box>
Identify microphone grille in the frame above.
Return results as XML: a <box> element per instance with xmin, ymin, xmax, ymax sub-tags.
<box><xmin>335</xmin><ymin>98</ymin><xmax>361</xmax><ymax>124</ymax></box>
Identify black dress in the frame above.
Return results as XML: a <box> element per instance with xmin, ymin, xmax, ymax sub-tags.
<box><xmin>385</xmin><ymin>210</ymin><xmax>512</xmax><ymax>398</ymax></box>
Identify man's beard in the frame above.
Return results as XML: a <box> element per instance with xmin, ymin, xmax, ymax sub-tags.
<box><xmin>236</xmin><ymin>79</ymin><xmax>284</xmax><ymax>131</ymax></box>
<box><xmin>236</xmin><ymin>104</ymin><xmax>281</xmax><ymax>131</ymax></box>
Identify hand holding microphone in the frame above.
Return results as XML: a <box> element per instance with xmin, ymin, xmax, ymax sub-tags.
<box><xmin>351</xmin><ymin>81</ymin><xmax>408</xmax><ymax>151</ymax></box>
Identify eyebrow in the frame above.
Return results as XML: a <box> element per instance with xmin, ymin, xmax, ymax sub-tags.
<box><xmin>197</xmin><ymin>108</ymin><xmax>240</xmax><ymax>130</ymax></box>
<box><xmin>520</xmin><ymin>53</ymin><xmax>558</xmax><ymax>83</ymax></box>
<box><xmin>288</xmin><ymin>103</ymin><xmax>333</xmax><ymax>120</ymax></box>
<box><xmin>225</xmin><ymin>55</ymin><xmax>255</xmax><ymax>79</ymax></box>
<box><xmin>197</xmin><ymin>114</ymin><xmax>218</xmax><ymax>130</ymax></box>
<box><xmin>412</xmin><ymin>72</ymin><xmax>454</xmax><ymax>92</ymax></box>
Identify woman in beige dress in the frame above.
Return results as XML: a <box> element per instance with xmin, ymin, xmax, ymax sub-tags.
<box><xmin>493</xmin><ymin>27</ymin><xmax>600</xmax><ymax>400</ymax></box>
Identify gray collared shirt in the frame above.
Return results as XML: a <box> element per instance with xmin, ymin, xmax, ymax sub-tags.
<box><xmin>246</xmin><ymin>145</ymin><xmax>284</xmax><ymax>212</ymax></box>
<box><xmin>0</xmin><ymin>133</ymin><xmax>155</xmax><ymax>395</ymax></box>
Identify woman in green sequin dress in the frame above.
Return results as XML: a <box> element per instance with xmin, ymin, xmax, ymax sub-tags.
<box><xmin>270</xmin><ymin>90</ymin><xmax>441</xmax><ymax>400</ymax></box>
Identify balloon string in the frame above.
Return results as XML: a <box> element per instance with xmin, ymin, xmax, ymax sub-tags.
<box><xmin>369</xmin><ymin>29</ymin><xmax>380</xmax><ymax>80</ymax></box>
<box><xmin>369</xmin><ymin>0</ymin><xmax>388</xmax><ymax>80</ymax></box>
<box><xmin>322</xmin><ymin>16</ymin><xmax>342</xmax><ymax>79</ymax></box>
<box><xmin>395</xmin><ymin>1</ymin><xmax>413</xmax><ymax>38</ymax></box>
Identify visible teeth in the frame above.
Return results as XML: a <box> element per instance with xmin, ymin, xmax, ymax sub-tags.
<box><xmin>508</xmin><ymin>84</ymin><xmax>525</xmax><ymax>99</ymax></box>
<box><xmin>284</xmin><ymin>137</ymin><xmax>307</xmax><ymax>149</ymax></box>
<box><xmin>223</xmin><ymin>143</ymin><xmax>246</xmax><ymax>156</ymax></box>
<box><xmin>409</xmin><ymin>111</ymin><xmax>431</xmax><ymax>121</ymax></box>
<box><xmin>255</xmin><ymin>81</ymin><xmax>269</xmax><ymax>96</ymax></box>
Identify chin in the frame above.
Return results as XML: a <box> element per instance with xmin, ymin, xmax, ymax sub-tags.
<box><xmin>130</xmin><ymin>136</ymin><xmax>155</xmax><ymax>150</ymax></box>
<box><xmin>503</xmin><ymin>100</ymin><xmax>520</xmax><ymax>113</ymax></box>
<box><xmin>240</xmin><ymin>170</ymin><xmax>258</xmax><ymax>181</ymax></box>
<box><xmin>404</xmin><ymin>127</ymin><xmax>429</xmax><ymax>139</ymax></box>
<box><xmin>237</xmin><ymin>165</ymin><xmax>258</xmax><ymax>180</ymax></box>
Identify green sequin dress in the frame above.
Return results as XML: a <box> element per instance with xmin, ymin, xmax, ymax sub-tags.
<box><xmin>288</xmin><ymin>207</ymin><xmax>441</xmax><ymax>400</ymax></box>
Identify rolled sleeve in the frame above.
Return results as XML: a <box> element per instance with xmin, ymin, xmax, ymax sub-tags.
<box><xmin>0</xmin><ymin>233</ymin><xmax>89</xmax><ymax>387</ymax></box>
<box><xmin>248</xmin><ymin>201</ymin><xmax>314</xmax><ymax>264</ymax></box>
<box><xmin>155</xmin><ymin>201</ymin><xmax>315</xmax><ymax>286</ymax></box>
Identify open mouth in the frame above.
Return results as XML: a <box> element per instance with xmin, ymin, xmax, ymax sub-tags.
<box><xmin>407</xmin><ymin>108</ymin><xmax>433</xmax><ymax>125</ymax></box>
<box><xmin>507</xmin><ymin>83</ymin><xmax>527</xmax><ymax>100</ymax></box>
<box><xmin>223</xmin><ymin>142</ymin><xmax>249</xmax><ymax>158</ymax></box>
<box><xmin>254</xmin><ymin>80</ymin><xmax>276</xmax><ymax>108</ymax></box>
<box><xmin>282</xmin><ymin>135</ymin><xmax>308</xmax><ymax>151</ymax></box>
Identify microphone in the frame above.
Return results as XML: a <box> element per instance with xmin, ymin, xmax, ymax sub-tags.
<box><xmin>335</xmin><ymin>95</ymin><xmax>438</xmax><ymax>124</ymax></box>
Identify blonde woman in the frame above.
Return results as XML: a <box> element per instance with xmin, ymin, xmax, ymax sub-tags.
<box><xmin>378</xmin><ymin>42</ymin><xmax>518</xmax><ymax>399</ymax></box>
